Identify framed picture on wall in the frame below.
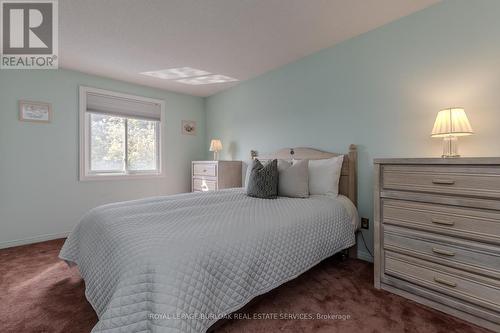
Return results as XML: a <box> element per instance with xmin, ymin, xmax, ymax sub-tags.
<box><xmin>19</xmin><ymin>100</ymin><xmax>52</xmax><ymax>123</ymax></box>
<box><xmin>182</xmin><ymin>120</ymin><xmax>197</xmax><ymax>135</ymax></box>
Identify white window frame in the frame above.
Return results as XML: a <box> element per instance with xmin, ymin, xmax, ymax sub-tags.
<box><xmin>79</xmin><ymin>86</ymin><xmax>165</xmax><ymax>181</ymax></box>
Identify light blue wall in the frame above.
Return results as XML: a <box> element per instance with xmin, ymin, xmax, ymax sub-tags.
<box><xmin>206</xmin><ymin>0</ymin><xmax>500</xmax><ymax>260</ymax></box>
<box><xmin>0</xmin><ymin>69</ymin><xmax>205</xmax><ymax>247</ymax></box>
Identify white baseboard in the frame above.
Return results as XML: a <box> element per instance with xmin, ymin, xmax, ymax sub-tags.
<box><xmin>357</xmin><ymin>250</ymin><xmax>374</xmax><ymax>263</ymax></box>
<box><xmin>0</xmin><ymin>231</ymin><xmax>70</xmax><ymax>249</ymax></box>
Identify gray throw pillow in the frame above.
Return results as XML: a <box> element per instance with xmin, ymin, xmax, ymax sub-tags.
<box><xmin>278</xmin><ymin>159</ymin><xmax>309</xmax><ymax>198</ymax></box>
<box><xmin>246</xmin><ymin>159</ymin><xmax>278</xmax><ymax>199</ymax></box>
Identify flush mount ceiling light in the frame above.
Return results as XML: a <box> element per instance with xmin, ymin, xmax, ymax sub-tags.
<box><xmin>176</xmin><ymin>74</ymin><xmax>238</xmax><ymax>85</ymax></box>
<box><xmin>140</xmin><ymin>68</ymin><xmax>238</xmax><ymax>85</ymax></box>
<box><xmin>140</xmin><ymin>67</ymin><xmax>211</xmax><ymax>80</ymax></box>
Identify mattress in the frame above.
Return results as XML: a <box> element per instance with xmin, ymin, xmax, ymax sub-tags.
<box><xmin>59</xmin><ymin>188</ymin><xmax>356</xmax><ymax>332</ymax></box>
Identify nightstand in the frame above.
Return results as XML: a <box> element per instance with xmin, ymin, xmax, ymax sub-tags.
<box><xmin>191</xmin><ymin>161</ymin><xmax>242</xmax><ymax>192</ymax></box>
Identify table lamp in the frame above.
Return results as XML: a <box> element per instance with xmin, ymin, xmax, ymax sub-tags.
<box><xmin>209</xmin><ymin>139</ymin><xmax>222</xmax><ymax>160</ymax></box>
<box><xmin>431</xmin><ymin>107</ymin><xmax>473</xmax><ymax>158</ymax></box>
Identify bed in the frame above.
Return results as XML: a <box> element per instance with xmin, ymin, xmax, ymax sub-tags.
<box><xmin>60</xmin><ymin>145</ymin><xmax>359</xmax><ymax>333</ymax></box>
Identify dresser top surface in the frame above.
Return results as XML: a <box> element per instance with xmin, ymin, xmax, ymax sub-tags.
<box><xmin>374</xmin><ymin>157</ymin><xmax>500</xmax><ymax>165</ymax></box>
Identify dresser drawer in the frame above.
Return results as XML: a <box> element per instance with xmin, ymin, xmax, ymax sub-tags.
<box><xmin>193</xmin><ymin>163</ymin><xmax>217</xmax><ymax>177</ymax></box>
<box><xmin>192</xmin><ymin>178</ymin><xmax>217</xmax><ymax>192</ymax></box>
<box><xmin>382</xmin><ymin>165</ymin><xmax>500</xmax><ymax>199</ymax></box>
<box><xmin>382</xmin><ymin>199</ymin><xmax>500</xmax><ymax>245</ymax></box>
<box><xmin>384</xmin><ymin>227</ymin><xmax>500</xmax><ymax>279</ymax></box>
<box><xmin>385</xmin><ymin>252</ymin><xmax>500</xmax><ymax>313</ymax></box>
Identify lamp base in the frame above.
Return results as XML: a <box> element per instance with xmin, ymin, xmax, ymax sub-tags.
<box><xmin>213</xmin><ymin>151</ymin><xmax>219</xmax><ymax>161</ymax></box>
<box><xmin>442</xmin><ymin>136</ymin><xmax>460</xmax><ymax>158</ymax></box>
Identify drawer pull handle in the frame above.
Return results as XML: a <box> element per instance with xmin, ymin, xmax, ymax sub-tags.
<box><xmin>432</xmin><ymin>178</ymin><xmax>455</xmax><ymax>185</ymax></box>
<box><xmin>432</xmin><ymin>247</ymin><xmax>455</xmax><ymax>256</ymax></box>
<box><xmin>434</xmin><ymin>277</ymin><xmax>457</xmax><ymax>288</ymax></box>
<box><xmin>203</xmin><ymin>169</ymin><xmax>207</xmax><ymax>173</ymax></box>
<box><xmin>431</xmin><ymin>219</ymin><xmax>455</xmax><ymax>226</ymax></box>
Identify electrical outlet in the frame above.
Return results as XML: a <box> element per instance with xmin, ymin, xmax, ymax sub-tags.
<box><xmin>361</xmin><ymin>217</ymin><xmax>369</xmax><ymax>229</ymax></box>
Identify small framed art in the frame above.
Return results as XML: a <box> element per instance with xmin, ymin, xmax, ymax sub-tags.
<box><xmin>19</xmin><ymin>100</ymin><xmax>52</xmax><ymax>123</ymax></box>
<box><xmin>182</xmin><ymin>120</ymin><xmax>197</xmax><ymax>135</ymax></box>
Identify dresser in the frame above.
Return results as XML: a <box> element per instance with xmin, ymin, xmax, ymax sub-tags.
<box><xmin>191</xmin><ymin>161</ymin><xmax>242</xmax><ymax>192</ymax></box>
<box><xmin>374</xmin><ymin>158</ymin><xmax>500</xmax><ymax>332</ymax></box>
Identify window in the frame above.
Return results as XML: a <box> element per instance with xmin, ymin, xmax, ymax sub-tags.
<box><xmin>80</xmin><ymin>86</ymin><xmax>164</xmax><ymax>180</ymax></box>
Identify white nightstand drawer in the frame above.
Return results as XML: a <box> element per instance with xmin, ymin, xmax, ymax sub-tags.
<box><xmin>192</xmin><ymin>178</ymin><xmax>217</xmax><ymax>192</ymax></box>
<box><xmin>193</xmin><ymin>163</ymin><xmax>217</xmax><ymax>177</ymax></box>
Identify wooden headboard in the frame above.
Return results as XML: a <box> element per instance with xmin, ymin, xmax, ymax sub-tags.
<box><xmin>255</xmin><ymin>144</ymin><xmax>358</xmax><ymax>207</ymax></box>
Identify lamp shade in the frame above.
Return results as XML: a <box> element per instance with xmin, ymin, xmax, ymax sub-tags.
<box><xmin>431</xmin><ymin>108</ymin><xmax>474</xmax><ymax>137</ymax></box>
<box><xmin>209</xmin><ymin>139</ymin><xmax>222</xmax><ymax>152</ymax></box>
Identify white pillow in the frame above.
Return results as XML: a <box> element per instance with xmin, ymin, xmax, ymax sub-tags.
<box><xmin>277</xmin><ymin>159</ymin><xmax>309</xmax><ymax>198</ymax></box>
<box><xmin>307</xmin><ymin>156</ymin><xmax>344</xmax><ymax>195</ymax></box>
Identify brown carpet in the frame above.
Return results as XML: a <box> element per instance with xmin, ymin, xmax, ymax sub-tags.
<box><xmin>0</xmin><ymin>239</ymin><xmax>491</xmax><ymax>333</ymax></box>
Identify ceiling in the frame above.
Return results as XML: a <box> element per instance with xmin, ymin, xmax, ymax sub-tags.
<box><xmin>60</xmin><ymin>0</ymin><xmax>439</xmax><ymax>97</ymax></box>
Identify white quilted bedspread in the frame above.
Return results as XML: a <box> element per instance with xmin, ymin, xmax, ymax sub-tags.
<box><xmin>60</xmin><ymin>188</ymin><xmax>356</xmax><ymax>333</ymax></box>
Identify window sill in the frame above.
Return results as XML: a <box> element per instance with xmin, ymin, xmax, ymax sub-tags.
<box><xmin>79</xmin><ymin>172</ymin><xmax>164</xmax><ymax>181</ymax></box>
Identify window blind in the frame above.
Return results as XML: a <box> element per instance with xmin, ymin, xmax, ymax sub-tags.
<box><xmin>86</xmin><ymin>92</ymin><xmax>161</xmax><ymax>121</ymax></box>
